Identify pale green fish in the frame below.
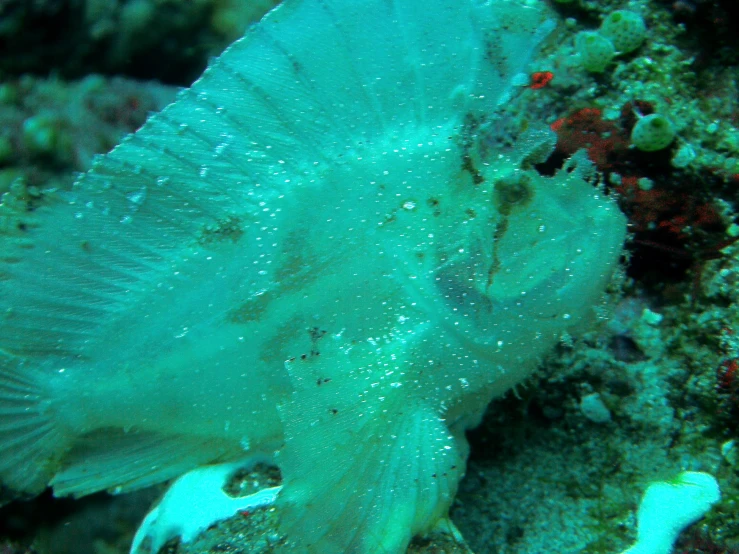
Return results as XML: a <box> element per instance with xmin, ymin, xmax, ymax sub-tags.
<box><xmin>0</xmin><ymin>0</ymin><xmax>626</xmax><ymax>551</ymax></box>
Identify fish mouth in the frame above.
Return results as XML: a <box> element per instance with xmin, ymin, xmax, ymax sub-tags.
<box><xmin>430</xmin><ymin>211</ymin><xmax>623</xmax><ymax>353</ymax></box>
<box><xmin>433</xmin><ymin>263</ymin><xmax>558</xmax><ymax>347</ymax></box>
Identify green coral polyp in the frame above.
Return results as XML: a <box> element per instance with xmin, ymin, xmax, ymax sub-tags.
<box><xmin>22</xmin><ymin>115</ymin><xmax>59</xmax><ymax>154</ymax></box>
<box><xmin>21</xmin><ymin>114</ymin><xmax>72</xmax><ymax>162</ymax></box>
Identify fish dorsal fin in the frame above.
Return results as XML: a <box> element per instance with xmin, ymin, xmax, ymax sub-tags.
<box><xmin>0</xmin><ymin>0</ymin><xmax>551</xmax><ymax>360</ymax></box>
<box><xmin>276</xmin><ymin>337</ymin><xmax>464</xmax><ymax>553</ymax></box>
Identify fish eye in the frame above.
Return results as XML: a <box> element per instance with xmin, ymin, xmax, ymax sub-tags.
<box><xmin>493</xmin><ymin>173</ymin><xmax>534</xmax><ymax>215</ymax></box>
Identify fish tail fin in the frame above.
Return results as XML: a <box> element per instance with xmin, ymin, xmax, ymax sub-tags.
<box><xmin>0</xmin><ymin>355</ymin><xmax>67</xmax><ymax>499</ymax></box>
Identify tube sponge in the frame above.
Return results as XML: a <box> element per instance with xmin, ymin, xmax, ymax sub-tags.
<box><xmin>575</xmin><ymin>31</ymin><xmax>616</xmax><ymax>73</ymax></box>
<box><xmin>600</xmin><ymin>10</ymin><xmax>647</xmax><ymax>54</ymax></box>
<box><xmin>631</xmin><ymin>114</ymin><xmax>676</xmax><ymax>152</ymax></box>
<box><xmin>576</xmin><ymin>9</ymin><xmax>647</xmax><ymax>73</ymax></box>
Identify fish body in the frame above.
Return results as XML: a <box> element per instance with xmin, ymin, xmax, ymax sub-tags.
<box><xmin>0</xmin><ymin>0</ymin><xmax>626</xmax><ymax>551</ymax></box>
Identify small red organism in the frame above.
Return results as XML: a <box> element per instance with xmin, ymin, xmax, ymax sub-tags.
<box><xmin>717</xmin><ymin>357</ymin><xmax>739</xmax><ymax>392</ymax></box>
<box><xmin>529</xmin><ymin>71</ymin><xmax>554</xmax><ymax>90</ymax></box>
<box><xmin>716</xmin><ymin>356</ymin><xmax>739</xmax><ymax>423</ymax></box>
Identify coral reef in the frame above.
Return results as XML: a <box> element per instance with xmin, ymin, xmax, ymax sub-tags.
<box><xmin>0</xmin><ymin>75</ymin><xmax>176</xmax><ymax>196</ymax></box>
<box><xmin>0</xmin><ymin>0</ymin><xmax>738</xmax><ymax>552</ymax></box>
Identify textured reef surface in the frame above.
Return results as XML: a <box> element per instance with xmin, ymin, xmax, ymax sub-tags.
<box><xmin>0</xmin><ymin>0</ymin><xmax>737</xmax><ymax>553</ymax></box>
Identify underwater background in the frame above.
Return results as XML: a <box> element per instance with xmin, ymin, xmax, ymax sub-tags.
<box><xmin>0</xmin><ymin>0</ymin><xmax>738</xmax><ymax>552</ymax></box>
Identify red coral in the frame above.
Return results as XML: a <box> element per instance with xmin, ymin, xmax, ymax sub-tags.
<box><xmin>615</xmin><ymin>174</ymin><xmax>722</xmax><ymax>241</ymax></box>
<box><xmin>717</xmin><ymin>357</ymin><xmax>739</xmax><ymax>392</ymax></box>
<box><xmin>550</xmin><ymin>103</ymin><xmax>731</xmax><ymax>292</ymax></box>
<box><xmin>529</xmin><ymin>71</ymin><xmax>554</xmax><ymax>90</ymax></box>
<box><xmin>550</xmin><ymin>107</ymin><xmax>630</xmax><ymax>172</ymax></box>
<box><xmin>549</xmin><ymin>106</ymin><xmax>725</xmax><ymax>245</ymax></box>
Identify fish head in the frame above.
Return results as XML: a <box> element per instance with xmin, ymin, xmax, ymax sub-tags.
<box><xmin>427</xmin><ymin>133</ymin><xmax>626</xmax><ymax>360</ymax></box>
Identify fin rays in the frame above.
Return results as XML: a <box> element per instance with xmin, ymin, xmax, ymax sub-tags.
<box><xmin>253</xmin><ymin>24</ymin><xmax>357</xmax><ymax>147</ymax></box>
<box><xmin>0</xmin><ymin>0</ymin><xmax>516</xmax><ymax>360</ymax></box>
<box><xmin>51</xmin><ymin>430</ymin><xmax>240</xmax><ymax>497</ymax></box>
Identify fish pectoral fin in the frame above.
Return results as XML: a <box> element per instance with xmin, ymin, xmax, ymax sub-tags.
<box><xmin>51</xmin><ymin>429</ymin><xmax>240</xmax><ymax>498</ymax></box>
<box><xmin>276</xmin><ymin>345</ymin><xmax>464</xmax><ymax>553</ymax></box>
<box><xmin>0</xmin><ymin>355</ymin><xmax>67</xmax><ymax>499</ymax></box>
